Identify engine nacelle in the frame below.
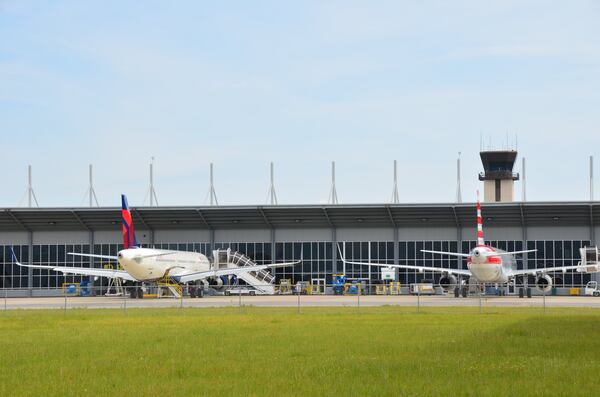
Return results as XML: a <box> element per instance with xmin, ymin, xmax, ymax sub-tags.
<box><xmin>207</xmin><ymin>276</ymin><xmax>224</xmax><ymax>290</ymax></box>
<box><xmin>439</xmin><ymin>273</ymin><xmax>458</xmax><ymax>291</ymax></box>
<box><xmin>535</xmin><ymin>274</ymin><xmax>553</xmax><ymax>293</ymax></box>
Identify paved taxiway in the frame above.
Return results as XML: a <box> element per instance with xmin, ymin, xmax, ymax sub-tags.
<box><xmin>3</xmin><ymin>295</ymin><xmax>600</xmax><ymax>310</ymax></box>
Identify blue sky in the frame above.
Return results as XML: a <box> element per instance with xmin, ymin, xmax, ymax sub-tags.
<box><xmin>1</xmin><ymin>1</ymin><xmax>599</xmax><ymax>207</ymax></box>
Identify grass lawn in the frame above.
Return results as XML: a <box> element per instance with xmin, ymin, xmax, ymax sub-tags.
<box><xmin>1</xmin><ymin>307</ymin><xmax>600</xmax><ymax>396</ymax></box>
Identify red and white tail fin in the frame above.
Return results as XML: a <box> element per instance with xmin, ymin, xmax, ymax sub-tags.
<box><xmin>476</xmin><ymin>191</ymin><xmax>485</xmax><ymax>246</ymax></box>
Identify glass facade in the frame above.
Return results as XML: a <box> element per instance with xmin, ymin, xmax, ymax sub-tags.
<box><xmin>0</xmin><ymin>239</ymin><xmax>593</xmax><ymax>290</ymax></box>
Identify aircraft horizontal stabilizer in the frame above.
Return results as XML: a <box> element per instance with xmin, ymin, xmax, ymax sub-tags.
<box><xmin>421</xmin><ymin>250</ymin><xmax>470</xmax><ymax>258</ymax></box>
<box><xmin>494</xmin><ymin>250</ymin><xmax>537</xmax><ymax>256</ymax></box>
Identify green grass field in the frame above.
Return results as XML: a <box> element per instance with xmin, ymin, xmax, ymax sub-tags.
<box><xmin>1</xmin><ymin>307</ymin><xmax>600</xmax><ymax>396</ymax></box>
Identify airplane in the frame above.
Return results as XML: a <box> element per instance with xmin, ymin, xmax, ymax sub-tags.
<box><xmin>339</xmin><ymin>192</ymin><xmax>588</xmax><ymax>298</ymax></box>
<box><xmin>10</xmin><ymin>194</ymin><xmax>299</xmax><ymax>298</ymax></box>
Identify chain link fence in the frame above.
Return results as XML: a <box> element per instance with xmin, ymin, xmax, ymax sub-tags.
<box><xmin>2</xmin><ymin>282</ymin><xmax>600</xmax><ymax>313</ymax></box>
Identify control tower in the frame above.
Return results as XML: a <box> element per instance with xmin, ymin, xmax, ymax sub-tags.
<box><xmin>479</xmin><ymin>150</ymin><xmax>520</xmax><ymax>202</ymax></box>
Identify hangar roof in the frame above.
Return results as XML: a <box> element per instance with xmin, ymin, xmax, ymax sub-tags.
<box><xmin>0</xmin><ymin>202</ymin><xmax>598</xmax><ymax>232</ymax></box>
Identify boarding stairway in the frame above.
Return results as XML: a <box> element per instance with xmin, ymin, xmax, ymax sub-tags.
<box><xmin>214</xmin><ymin>249</ymin><xmax>276</xmax><ymax>294</ymax></box>
<box><xmin>158</xmin><ymin>277</ymin><xmax>183</xmax><ymax>298</ymax></box>
<box><xmin>578</xmin><ymin>247</ymin><xmax>600</xmax><ymax>273</ymax></box>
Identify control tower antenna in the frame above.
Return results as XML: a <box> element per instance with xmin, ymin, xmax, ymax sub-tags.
<box><xmin>391</xmin><ymin>160</ymin><xmax>400</xmax><ymax>204</ymax></box>
<box><xmin>479</xmin><ymin>147</ymin><xmax>520</xmax><ymax>203</ymax></box>
<box><xmin>266</xmin><ymin>162</ymin><xmax>278</xmax><ymax>205</ymax></box>
<box><xmin>145</xmin><ymin>157</ymin><xmax>159</xmax><ymax>206</ymax></box>
<box><xmin>456</xmin><ymin>153</ymin><xmax>462</xmax><ymax>203</ymax></box>
<box><xmin>328</xmin><ymin>161</ymin><xmax>339</xmax><ymax>204</ymax></box>
<box><xmin>24</xmin><ymin>165</ymin><xmax>39</xmax><ymax>207</ymax></box>
<box><xmin>85</xmin><ymin>164</ymin><xmax>100</xmax><ymax>207</ymax></box>
<box><xmin>206</xmin><ymin>162</ymin><xmax>219</xmax><ymax>206</ymax></box>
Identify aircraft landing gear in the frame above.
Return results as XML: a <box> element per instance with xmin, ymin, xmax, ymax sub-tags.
<box><xmin>461</xmin><ymin>287</ymin><xmax>468</xmax><ymax>298</ymax></box>
<box><xmin>188</xmin><ymin>285</ymin><xmax>204</xmax><ymax>298</ymax></box>
<box><xmin>454</xmin><ymin>287</ymin><xmax>460</xmax><ymax>298</ymax></box>
<box><xmin>129</xmin><ymin>284</ymin><xmax>143</xmax><ymax>299</ymax></box>
<box><xmin>520</xmin><ymin>287</ymin><xmax>532</xmax><ymax>298</ymax></box>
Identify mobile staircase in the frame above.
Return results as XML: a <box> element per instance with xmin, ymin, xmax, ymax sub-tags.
<box><xmin>157</xmin><ymin>276</ymin><xmax>183</xmax><ymax>298</ymax></box>
<box><xmin>213</xmin><ymin>249</ymin><xmax>276</xmax><ymax>294</ymax></box>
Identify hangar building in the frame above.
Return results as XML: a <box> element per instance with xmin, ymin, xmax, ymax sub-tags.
<box><xmin>0</xmin><ymin>201</ymin><xmax>598</xmax><ymax>296</ymax></box>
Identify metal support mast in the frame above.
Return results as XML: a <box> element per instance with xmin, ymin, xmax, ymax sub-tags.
<box><xmin>522</xmin><ymin>157</ymin><xmax>527</xmax><ymax>202</ymax></box>
<box><xmin>86</xmin><ymin>164</ymin><xmax>100</xmax><ymax>207</ymax></box>
<box><xmin>391</xmin><ymin>160</ymin><xmax>399</xmax><ymax>204</ymax></box>
<box><xmin>591</xmin><ymin>156</ymin><xmax>595</xmax><ymax>201</ymax></box>
<box><xmin>26</xmin><ymin>165</ymin><xmax>39</xmax><ymax>207</ymax></box>
<box><xmin>328</xmin><ymin>161</ymin><xmax>339</xmax><ymax>204</ymax></box>
<box><xmin>266</xmin><ymin>162</ymin><xmax>278</xmax><ymax>205</ymax></box>
<box><xmin>456</xmin><ymin>153</ymin><xmax>462</xmax><ymax>203</ymax></box>
<box><xmin>146</xmin><ymin>157</ymin><xmax>159</xmax><ymax>206</ymax></box>
<box><xmin>207</xmin><ymin>163</ymin><xmax>219</xmax><ymax>206</ymax></box>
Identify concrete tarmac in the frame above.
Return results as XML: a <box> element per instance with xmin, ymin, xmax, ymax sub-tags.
<box><xmin>3</xmin><ymin>294</ymin><xmax>600</xmax><ymax>310</ymax></box>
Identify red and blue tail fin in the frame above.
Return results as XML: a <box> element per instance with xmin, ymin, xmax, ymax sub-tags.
<box><xmin>121</xmin><ymin>194</ymin><xmax>138</xmax><ymax>249</ymax></box>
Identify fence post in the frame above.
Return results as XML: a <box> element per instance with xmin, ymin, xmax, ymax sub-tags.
<box><xmin>417</xmin><ymin>286</ymin><xmax>420</xmax><ymax>313</ymax></box>
<box><xmin>64</xmin><ymin>292</ymin><xmax>67</xmax><ymax>314</ymax></box>
<box><xmin>297</xmin><ymin>288</ymin><xmax>300</xmax><ymax>314</ymax></box>
<box><xmin>543</xmin><ymin>289</ymin><xmax>546</xmax><ymax>314</ymax></box>
<box><xmin>239</xmin><ymin>290</ymin><xmax>242</xmax><ymax>312</ymax></box>
<box><xmin>4</xmin><ymin>289</ymin><xmax>7</xmax><ymax>313</ymax></box>
<box><xmin>123</xmin><ymin>288</ymin><xmax>127</xmax><ymax>313</ymax></box>
<box><xmin>479</xmin><ymin>284</ymin><xmax>482</xmax><ymax>314</ymax></box>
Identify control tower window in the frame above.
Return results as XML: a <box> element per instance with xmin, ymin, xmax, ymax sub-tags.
<box><xmin>495</xmin><ymin>180</ymin><xmax>501</xmax><ymax>202</ymax></box>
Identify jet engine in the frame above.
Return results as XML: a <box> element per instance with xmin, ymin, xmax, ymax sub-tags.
<box><xmin>208</xmin><ymin>276</ymin><xmax>224</xmax><ymax>290</ymax></box>
<box><xmin>535</xmin><ymin>274</ymin><xmax>553</xmax><ymax>293</ymax></box>
<box><xmin>439</xmin><ymin>273</ymin><xmax>458</xmax><ymax>291</ymax></box>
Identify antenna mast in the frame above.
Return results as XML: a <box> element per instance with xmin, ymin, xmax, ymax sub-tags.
<box><xmin>328</xmin><ymin>161</ymin><xmax>339</xmax><ymax>204</ymax></box>
<box><xmin>591</xmin><ymin>156</ymin><xmax>595</xmax><ymax>201</ymax></box>
<box><xmin>456</xmin><ymin>153</ymin><xmax>462</xmax><ymax>203</ymax></box>
<box><xmin>266</xmin><ymin>162</ymin><xmax>278</xmax><ymax>205</ymax></box>
<box><xmin>147</xmin><ymin>157</ymin><xmax>159</xmax><ymax>206</ymax></box>
<box><xmin>522</xmin><ymin>157</ymin><xmax>527</xmax><ymax>202</ymax></box>
<box><xmin>391</xmin><ymin>160</ymin><xmax>399</xmax><ymax>204</ymax></box>
<box><xmin>26</xmin><ymin>165</ymin><xmax>39</xmax><ymax>207</ymax></box>
<box><xmin>208</xmin><ymin>163</ymin><xmax>219</xmax><ymax>206</ymax></box>
<box><xmin>86</xmin><ymin>164</ymin><xmax>100</xmax><ymax>207</ymax></box>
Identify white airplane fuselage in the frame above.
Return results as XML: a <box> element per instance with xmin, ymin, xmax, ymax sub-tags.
<box><xmin>117</xmin><ymin>248</ymin><xmax>211</xmax><ymax>282</ymax></box>
<box><xmin>466</xmin><ymin>246</ymin><xmax>516</xmax><ymax>283</ymax></box>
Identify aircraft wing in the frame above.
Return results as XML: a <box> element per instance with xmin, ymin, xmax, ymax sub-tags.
<box><xmin>338</xmin><ymin>258</ymin><xmax>472</xmax><ymax>276</ymax></box>
<box><xmin>174</xmin><ymin>261</ymin><xmax>300</xmax><ymax>283</ymax></box>
<box><xmin>510</xmin><ymin>264</ymin><xmax>588</xmax><ymax>277</ymax></box>
<box><xmin>337</xmin><ymin>246</ymin><xmax>472</xmax><ymax>276</ymax></box>
<box><xmin>10</xmin><ymin>249</ymin><xmax>137</xmax><ymax>281</ymax></box>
